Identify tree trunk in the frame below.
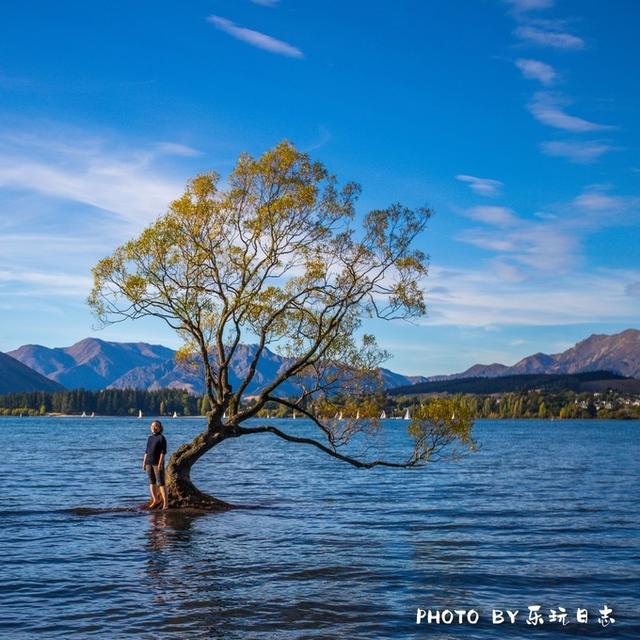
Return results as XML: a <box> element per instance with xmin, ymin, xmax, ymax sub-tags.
<box><xmin>165</xmin><ymin>421</ymin><xmax>235</xmax><ymax>510</ymax></box>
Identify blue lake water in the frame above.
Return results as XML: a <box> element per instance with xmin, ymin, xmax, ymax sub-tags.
<box><xmin>0</xmin><ymin>417</ymin><xmax>638</xmax><ymax>639</ymax></box>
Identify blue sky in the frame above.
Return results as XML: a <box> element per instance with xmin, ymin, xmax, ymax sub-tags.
<box><xmin>0</xmin><ymin>0</ymin><xmax>639</xmax><ymax>375</ymax></box>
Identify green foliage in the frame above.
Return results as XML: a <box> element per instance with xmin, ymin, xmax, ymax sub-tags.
<box><xmin>0</xmin><ymin>389</ymin><xmax>199</xmax><ymax>416</ymax></box>
<box><xmin>88</xmin><ymin>141</ymin><xmax>432</xmax><ymax>417</ymax></box>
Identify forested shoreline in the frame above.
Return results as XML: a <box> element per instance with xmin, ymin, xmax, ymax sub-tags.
<box><xmin>1</xmin><ymin>387</ymin><xmax>638</xmax><ymax>419</ymax></box>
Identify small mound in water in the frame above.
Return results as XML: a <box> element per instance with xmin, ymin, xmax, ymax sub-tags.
<box><xmin>65</xmin><ymin>504</ymin><xmax>150</xmax><ymax>516</ymax></box>
<box><xmin>65</xmin><ymin>502</ymin><xmax>260</xmax><ymax>517</ymax></box>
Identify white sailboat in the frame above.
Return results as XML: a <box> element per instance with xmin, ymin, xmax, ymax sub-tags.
<box><xmin>292</xmin><ymin>410</ymin><xmax>297</xmax><ymax>420</ymax></box>
<box><xmin>172</xmin><ymin>411</ymin><xmax>178</xmax><ymax>418</ymax></box>
<box><xmin>380</xmin><ymin>410</ymin><xmax>386</xmax><ymax>419</ymax></box>
<box><xmin>338</xmin><ymin>411</ymin><xmax>343</xmax><ymax>420</ymax></box>
<box><xmin>91</xmin><ymin>412</ymin><xmax>95</xmax><ymax>417</ymax></box>
<box><xmin>404</xmin><ymin>408</ymin><xmax>411</xmax><ymax>420</ymax></box>
<box><xmin>138</xmin><ymin>410</ymin><xmax>143</xmax><ymax>419</ymax></box>
<box><xmin>81</xmin><ymin>411</ymin><xmax>87</xmax><ymax>418</ymax></box>
<box><xmin>355</xmin><ymin>410</ymin><xmax>360</xmax><ymax>420</ymax></box>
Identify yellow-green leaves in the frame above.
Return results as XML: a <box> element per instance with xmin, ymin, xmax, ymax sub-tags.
<box><xmin>407</xmin><ymin>396</ymin><xmax>477</xmax><ymax>463</ymax></box>
<box><xmin>87</xmin><ymin>141</ymin><xmax>434</xmax><ymax>435</ymax></box>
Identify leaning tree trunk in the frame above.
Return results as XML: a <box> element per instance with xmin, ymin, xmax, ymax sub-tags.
<box><xmin>165</xmin><ymin>420</ymin><xmax>234</xmax><ymax>510</ymax></box>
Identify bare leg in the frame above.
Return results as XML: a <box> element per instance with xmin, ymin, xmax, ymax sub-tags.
<box><xmin>148</xmin><ymin>484</ymin><xmax>160</xmax><ymax>508</ymax></box>
<box><xmin>159</xmin><ymin>485</ymin><xmax>168</xmax><ymax>509</ymax></box>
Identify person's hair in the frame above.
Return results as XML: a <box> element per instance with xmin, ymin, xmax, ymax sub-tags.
<box><xmin>151</xmin><ymin>420</ymin><xmax>163</xmax><ymax>434</ymax></box>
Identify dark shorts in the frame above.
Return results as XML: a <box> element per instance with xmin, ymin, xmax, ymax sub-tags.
<box><xmin>146</xmin><ymin>464</ymin><xmax>165</xmax><ymax>487</ymax></box>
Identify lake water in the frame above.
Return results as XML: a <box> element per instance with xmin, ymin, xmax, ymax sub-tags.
<box><xmin>0</xmin><ymin>417</ymin><xmax>638</xmax><ymax>639</ymax></box>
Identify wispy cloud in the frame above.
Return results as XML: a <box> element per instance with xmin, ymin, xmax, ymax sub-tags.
<box><xmin>528</xmin><ymin>92</ymin><xmax>614</xmax><ymax>132</ymax></box>
<box><xmin>572</xmin><ymin>189</ymin><xmax>626</xmax><ymax>214</ymax></box>
<box><xmin>515</xmin><ymin>25</ymin><xmax>584</xmax><ymax>49</ymax></box>
<box><xmin>0</xmin><ymin>268</ymin><xmax>93</xmax><ymax>297</ymax></box>
<box><xmin>0</xmin><ymin>128</ymin><xmax>185</xmax><ymax>230</ymax></box>
<box><xmin>424</xmin><ymin>265</ymin><xmax>640</xmax><ymax>328</ymax></box>
<box><xmin>505</xmin><ymin>0</ymin><xmax>554</xmax><ymax>12</ymax></box>
<box><xmin>457</xmin><ymin>185</ymin><xmax>639</xmax><ymax>277</ymax></box>
<box><xmin>250</xmin><ymin>0</ymin><xmax>280</xmax><ymax>6</ymax></box>
<box><xmin>155</xmin><ymin>142</ymin><xmax>202</xmax><ymax>157</ymax></box>
<box><xmin>541</xmin><ymin>140</ymin><xmax>615</xmax><ymax>163</ymax></box>
<box><xmin>515</xmin><ymin>58</ymin><xmax>556</xmax><ymax>85</ymax></box>
<box><xmin>206</xmin><ymin>15</ymin><xmax>303</xmax><ymax>58</ymax></box>
<box><xmin>456</xmin><ymin>174</ymin><xmax>503</xmax><ymax>197</ymax></box>
<box><xmin>465</xmin><ymin>206</ymin><xmax>518</xmax><ymax>227</ymax></box>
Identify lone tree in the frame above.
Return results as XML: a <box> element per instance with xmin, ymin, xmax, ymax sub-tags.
<box><xmin>89</xmin><ymin>142</ymin><xmax>475</xmax><ymax>510</ymax></box>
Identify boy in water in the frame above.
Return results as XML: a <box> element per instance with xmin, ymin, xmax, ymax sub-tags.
<box><xmin>142</xmin><ymin>420</ymin><xmax>168</xmax><ymax>509</ymax></box>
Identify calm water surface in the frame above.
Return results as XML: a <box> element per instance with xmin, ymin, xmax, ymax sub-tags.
<box><xmin>0</xmin><ymin>418</ymin><xmax>638</xmax><ymax>639</ymax></box>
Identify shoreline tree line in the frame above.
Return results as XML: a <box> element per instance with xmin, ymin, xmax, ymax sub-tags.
<box><xmin>1</xmin><ymin>387</ymin><xmax>637</xmax><ymax>420</ymax></box>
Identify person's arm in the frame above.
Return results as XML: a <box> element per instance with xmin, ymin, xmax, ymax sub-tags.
<box><xmin>142</xmin><ymin>452</ymin><xmax>148</xmax><ymax>470</ymax></box>
<box><xmin>158</xmin><ymin>436</ymin><xmax>167</xmax><ymax>467</ymax></box>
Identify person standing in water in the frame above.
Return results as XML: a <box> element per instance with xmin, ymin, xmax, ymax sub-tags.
<box><xmin>142</xmin><ymin>420</ymin><xmax>168</xmax><ymax>510</ymax></box>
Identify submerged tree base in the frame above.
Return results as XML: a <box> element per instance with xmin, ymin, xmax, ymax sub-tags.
<box><xmin>166</xmin><ymin>490</ymin><xmax>235</xmax><ymax>512</ymax></box>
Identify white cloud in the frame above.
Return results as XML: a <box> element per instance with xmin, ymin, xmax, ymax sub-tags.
<box><xmin>422</xmin><ymin>265</ymin><xmax>640</xmax><ymax>328</ymax></box>
<box><xmin>457</xmin><ymin>186</ymin><xmax>639</xmax><ymax>278</ymax></box>
<box><xmin>0</xmin><ymin>129</ymin><xmax>185</xmax><ymax>230</ymax></box>
<box><xmin>528</xmin><ymin>93</ymin><xmax>614</xmax><ymax>132</ymax></box>
<box><xmin>489</xmin><ymin>258</ymin><xmax>527</xmax><ymax>283</ymax></box>
<box><xmin>251</xmin><ymin>0</ymin><xmax>280</xmax><ymax>5</ymax></box>
<box><xmin>0</xmin><ymin>269</ymin><xmax>92</xmax><ymax>297</ymax></box>
<box><xmin>515</xmin><ymin>25</ymin><xmax>584</xmax><ymax>49</ymax></box>
<box><xmin>505</xmin><ymin>0</ymin><xmax>554</xmax><ymax>11</ymax></box>
<box><xmin>156</xmin><ymin>142</ymin><xmax>202</xmax><ymax>157</ymax></box>
<box><xmin>206</xmin><ymin>15</ymin><xmax>303</xmax><ymax>58</ymax></box>
<box><xmin>541</xmin><ymin>140</ymin><xmax>615</xmax><ymax>163</ymax></box>
<box><xmin>465</xmin><ymin>206</ymin><xmax>518</xmax><ymax>227</ymax></box>
<box><xmin>456</xmin><ymin>174</ymin><xmax>503</xmax><ymax>197</ymax></box>
<box><xmin>573</xmin><ymin>191</ymin><xmax>621</xmax><ymax>211</ymax></box>
<box><xmin>515</xmin><ymin>58</ymin><xmax>556</xmax><ymax>85</ymax></box>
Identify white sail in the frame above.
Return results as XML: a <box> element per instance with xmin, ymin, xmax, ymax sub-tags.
<box><xmin>339</xmin><ymin>411</ymin><xmax>343</xmax><ymax>420</ymax></box>
<box><xmin>173</xmin><ymin>411</ymin><xmax>178</xmax><ymax>418</ymax></box>
<box><xmin>138</xmin><ymin>409</ymin><xmax>143</xmax><ymax>418</ymax></box>
<box><xmin>355</xmin><ymin>410</ymin><xmax>360</xmax><ymax>420</ymax></box>
<box><xmin>91</xmin><ymin>412</ymin><xmax>95</xmax><ymax>417</ymax></box>
<box><xmin>380</xmin><ymin>410</ymin><xmax>386</xmax><ymax>419</ymax></box>
<box><xmin>81</xmin><ymin>411</ymin><xmax>87</xmax><ymax>418</ymax></box>
<box><xmin>292</xmin><ymin>411</ymin><xmax>296</xmax><ymax>419</ymax></box>
<box><xmin>404</xmin><ymin>408</ymin><xmax>410</xmax><ymax>420</ymax></box>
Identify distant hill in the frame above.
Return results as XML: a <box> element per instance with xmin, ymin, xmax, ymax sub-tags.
<box><xmin>8</xmin><ymin>338</ymin><xmax>174</xmax><ymax>390</ymax></box>
<box><xmin>8</xmin><ymin>338</ymin><xmax>426</xmax><ymax>395</ymax></box>
<box><xmin>428</xmin><ymin>329</ymin><xmax>640</xmax><ymax>381</ymax></box>
<box><xmin>0</xmin><ymin>352</ymin><xmax>65</xmax><ymax>394</ymax></box>
<box><xmin>389</xmin><ymin>371</ymin><xmax>637</xmax><ymax>397</ymax></box>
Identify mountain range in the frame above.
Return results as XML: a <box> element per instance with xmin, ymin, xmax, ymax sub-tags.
<box><xmin>1</xmin><ymin>329</ymin><xmax>638</xmax><ymax>395</ymax></box>
<box><xmin>1</xmin><ymin>338</ymin><xmax>427</xmax><ymax>395</ymax></box>
<box><xmin>429</xmin><ymin>329</ymin><xmax>640</xmax><ymax>381</ymax></box>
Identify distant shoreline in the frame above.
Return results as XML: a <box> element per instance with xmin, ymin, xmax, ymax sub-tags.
<box><xmin>1</xmin><ymin>414</ymin><xmax>637</xmax><ymax>421</ymax></box>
